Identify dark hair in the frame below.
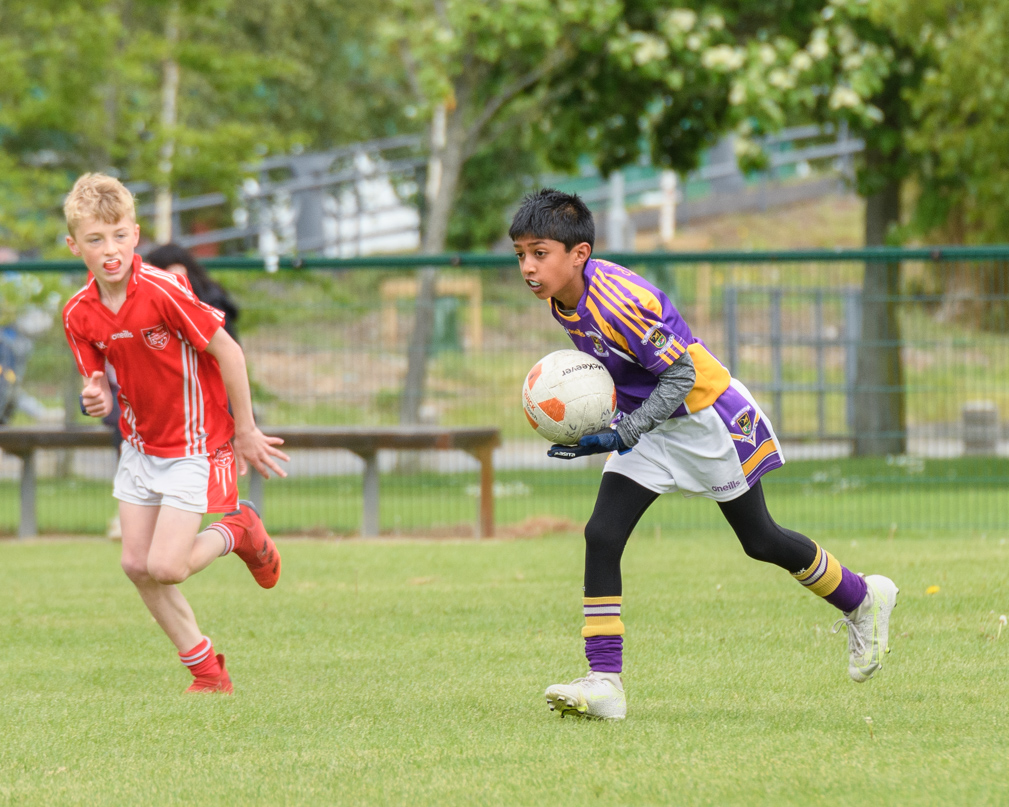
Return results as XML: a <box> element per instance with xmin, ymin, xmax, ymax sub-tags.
<box><xmin>508</xmin><ymin>188</ymin><xmax>595</xmax><ymax>251</ymax></box>
<box><xmin>144</xmin><ymin>243</ymin><xmax>224</xmax><ymax>302</ymax></box>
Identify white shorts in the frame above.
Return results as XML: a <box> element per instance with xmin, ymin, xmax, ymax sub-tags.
<box><xmin>113</xmin><ymin>441</ymin><xmax>239</xmax><ymax>514</ymax></box>
<box><xmin>604</xmin><ymin>379</ymin><xmax>785</xmax><ymax>502</ymax></box>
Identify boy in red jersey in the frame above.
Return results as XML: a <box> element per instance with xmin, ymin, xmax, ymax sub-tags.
<box><xmin>62</xmin><ymin>173</ymin><xmax>290</xmax><ymax>694</ymax></box>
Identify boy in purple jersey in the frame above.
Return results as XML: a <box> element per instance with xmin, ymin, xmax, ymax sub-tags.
<box><xmin>510</xmin><ymin>189</ymin><xmax>898</xmax><ymax>720</ymax></box>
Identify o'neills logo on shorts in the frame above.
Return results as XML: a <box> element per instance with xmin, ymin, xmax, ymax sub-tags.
<box><xmin>712</xmin><ymin>480</ymin><xmax>741</xmax><ymax>493</ymax></box>
<box><xmin>142</xmin><ymin>324</ymin><xmax>170</xmax><ymax>350</ymax></box>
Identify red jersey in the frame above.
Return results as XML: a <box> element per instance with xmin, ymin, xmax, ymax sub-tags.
<box><xmin>63</xmin><ymin>255</ymin><xmax>234</xmax><ymax>458</ymax></box>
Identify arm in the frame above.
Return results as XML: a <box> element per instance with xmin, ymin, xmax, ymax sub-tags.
<box><xmin>548</xmin><ymin>351</ymin><xmax>696</xmax><ymax>459</ymax></box>
<box><xmin>615</xmin><ymin>350</ymin><xmax>695</xmax><ymax>447</ymax></box>
<box><xmin>204</xmin><ymin>328</ymin><xmax>289</xmax><ymax>478</ymax></box>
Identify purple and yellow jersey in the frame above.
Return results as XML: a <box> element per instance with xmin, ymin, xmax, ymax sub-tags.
<box><xmin>550</xmin><ymin>258</ymin><xmax>731</xmax><ymax>418</ymax></box>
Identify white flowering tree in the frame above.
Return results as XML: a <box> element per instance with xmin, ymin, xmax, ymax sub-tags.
<box><xmin>716</xmin><ymin>0</ymin><xmax>933</xmax><ymax>456</ymax></box>
<box><xmin>521</xmin><ymin>0</ymin><xmax>916</xmax><ymax>454</ymax></box>
<box><xmin>383</xmin><ymin>0</ymin><xmax>850</xmax><ymax>426</ymax></box>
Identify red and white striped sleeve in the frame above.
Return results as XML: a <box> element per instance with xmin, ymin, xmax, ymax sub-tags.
<box><xmin>140</xmin><ymin>267</ymin><xmax>225</xmax><ymax>351</ymax></box>
<box><xmin>62</xmin><ymin>285</ymin><xmax>104</xmax><ymax>377</ymax></box>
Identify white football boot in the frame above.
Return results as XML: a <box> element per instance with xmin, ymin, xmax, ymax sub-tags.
<box><xmin>545</xmin><ymin>671</ymin><xmax>626</xmax><ymax>720</ymax></box>
<box><xmin>832</xmin><ymin>574</ymin><xmax>899</xmax><ymax>682</ymax></box>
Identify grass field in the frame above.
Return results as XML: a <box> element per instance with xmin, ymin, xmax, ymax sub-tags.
<box><xmin>2</xmin><ymin>530</ymin><xmax>1009</xmax><ymax>805</ymax></box>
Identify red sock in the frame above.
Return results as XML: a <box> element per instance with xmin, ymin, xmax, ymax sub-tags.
<box><xmin>179</xmin><ymin>636</ymin><xmax>222</xmax><ymax>680</ymax></box>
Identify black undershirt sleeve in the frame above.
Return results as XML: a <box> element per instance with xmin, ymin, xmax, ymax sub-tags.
<box><xmin>614</xmin><ymin>349</ymin><xmax>696</xmax><ymax>447</ymax></box>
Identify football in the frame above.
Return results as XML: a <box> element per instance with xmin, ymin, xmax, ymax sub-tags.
<box><xmin>522</xmin><ymin>349</ymin><xmax>617</xmax><ymax>445</ymax></box>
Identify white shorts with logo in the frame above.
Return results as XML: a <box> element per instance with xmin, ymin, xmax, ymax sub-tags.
<box><xmin>113</xmin><ymin>441</ymin><xmax>239</xmax><ymax>514</ymax></box>
<box><xmin>604</xmin><ymin>379</ymin><xmax>785</xmax><ymax>502</ymax></box>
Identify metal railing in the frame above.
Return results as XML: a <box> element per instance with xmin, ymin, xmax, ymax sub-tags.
<box><xmin>110</xmin><ymin>124</ymin><xmax>862</xmax><ymax>258</ymax></box>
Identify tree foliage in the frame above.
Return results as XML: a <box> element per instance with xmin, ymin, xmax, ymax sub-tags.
<box><xmin>906</xmin><ymin>1</ymin><xmax>1009</xmax><ymax>243</ymax></box>
<box><xmin>0</xmin><ymin>0</ymin><xmax>412</xmax><ymax>255</ymax></box>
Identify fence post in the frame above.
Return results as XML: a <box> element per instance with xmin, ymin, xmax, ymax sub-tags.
<box><xmin>815</xmin><ymin>289</ymin><xmax>825</xmax><ymax>435</ymax></box>
<box><xmin>659</xmin><ymin>171</ymin><xmax>677</xmax><ymax>246</ymax></box>
<box><xmin>607</xmin><ymin>171</ymin><xmax>627</xmax><ymax>251</ymax></box>
<box><xmin>843</xmin><ymin>288</ymin><xmax>861</xmax><ymax>438</ymax></box>
<box><xmin>770</xmin><ymin>288</ymin><xmax>783</xmax><ymax>432</ymax></box>
<box><xmin>724</xmin><ymin>287</ymin><xmax>737</xmax><ymax>374</ymax></box>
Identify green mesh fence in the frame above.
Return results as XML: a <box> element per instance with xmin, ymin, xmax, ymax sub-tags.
<box><xmin>2</xmin><ymin>248</ymin><xmax>1007</xmax><ymax>536</ymax></box>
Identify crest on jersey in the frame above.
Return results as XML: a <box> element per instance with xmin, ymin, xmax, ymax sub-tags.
<box><xmin>142</xmin><ymin>324</ymin><xmax>170</xmax><ymax>350</ymax></box>
<box><xmin>648</xmin><ymin>329</ymin><xmax>668</xmax><ymax>350</ymax></box>
<box><xmin>590</xmin><ymin>333</ymin><xmax>609</xmax><ymax>357</ymax></box>
<box><xmin>735</xmin><ymin>409</ymin><xmax>753</xmax><ymax>436</ymax></box>
<box><xmin>210</xmin><ymin>442</ymin><xmax>234</xmax><ymax>469</ymax></box>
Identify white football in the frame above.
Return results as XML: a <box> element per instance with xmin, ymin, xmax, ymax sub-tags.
<box><xmin>522</xmin><ymin>349</ymin><xmax>617</xmax><ymax>445</ymax></box>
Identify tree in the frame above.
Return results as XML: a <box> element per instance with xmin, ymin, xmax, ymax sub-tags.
<box><xmin>904</xmin><ymin>0</ymin><xmax>1009</xmax><ymax>328</ymax></box>
<box><xmin>383</xmin><ymin>0</ymin><xmax>626</xmax><ymax>423</ymax></box>
<box><xmin>716</xmin><ymin>0</ymin><xmax>934</xmax><ymax>455</ymax></box>
<box><xmin>383</xmin><ymin>0</ymin><xmax>786</xmax><ymax>424</ymax></box>
<box><xmin>0</xmin><ymin>0</ymin><xmax>412</xmax><ymax>255</ymax></box>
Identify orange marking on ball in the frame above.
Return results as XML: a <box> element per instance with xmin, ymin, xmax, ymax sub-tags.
<box><xmin>524</xmin><ymin>408</ymin><xmax>539</xmax><ymax>429</ymax></box>
<box><xmin>526</xmin><ymin>362</ymin><xmax>543</xmax><ymax>389</ymax></box>
<box><xmin>538</xmin><ymin>397</ymin><xmax>566</xmax><ymax>423</ymax></box>
<box><xmin>611</xmin><ymin>388</ymin><xmax>617</xmax><ymax>410</ymax></box>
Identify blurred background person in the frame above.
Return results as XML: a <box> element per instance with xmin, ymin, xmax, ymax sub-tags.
<box><xmin>145</xmin><ymin>243</ymin><xmax>241</xmax><ymax>341</ymax></box>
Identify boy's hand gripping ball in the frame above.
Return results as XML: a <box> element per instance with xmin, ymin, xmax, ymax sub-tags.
<box><xmin>522</xmin><ymin>349</ymin><xmax>617</xmax><ymax>446</ymax></box>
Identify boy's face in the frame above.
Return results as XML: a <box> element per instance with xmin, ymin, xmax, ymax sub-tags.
<box><xmin>513</xmin><ymin>236</ymin><xmax>591</xmax><ymax>309</ymax></box>
<box><xmin>66</xmin><ymin>215</ymin><xmax>140</xmax><ymax>287</ymax></box>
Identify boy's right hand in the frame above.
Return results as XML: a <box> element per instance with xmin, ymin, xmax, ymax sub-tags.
<box><xmin>80</xmin><ymin>370</ymin><xmax>113</xmax><ymax>418</ymax></box>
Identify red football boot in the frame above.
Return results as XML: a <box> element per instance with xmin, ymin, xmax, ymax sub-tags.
<box><xmin>185</xmin><ymin>654</ymin><xmax>234</xmax><ymax>694</ymax></box>
<box><xmin>219</xmin><ymin>500</ymin><xmax>281</xmax><ymax>589</ymax></box>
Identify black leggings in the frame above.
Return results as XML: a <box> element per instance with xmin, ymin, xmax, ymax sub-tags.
<box><xmin>583</xmin><ymin>473</ymin><xmax>818</xmax><ymax>597</ymax></box>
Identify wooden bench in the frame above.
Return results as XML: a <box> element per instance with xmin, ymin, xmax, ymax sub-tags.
<box><xmin>0</xmin><ymin>425</ymin><xmax>500</xmax><ymax>539</ymax></box>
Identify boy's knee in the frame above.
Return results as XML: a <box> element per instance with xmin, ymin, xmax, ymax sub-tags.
<box><xmin>584</xmin><ymin>518</ymin><xmax>618</xmax><ymax>553</ymax></box>
<box><xmin>146</xmin><ymin>558</ymin><xmax>188</xmax><ymax>586</ymax></box>
<box><xmin>120</xmin><ymin>554</ymin><xmax>151</xmax><ymax>583</ymax></box>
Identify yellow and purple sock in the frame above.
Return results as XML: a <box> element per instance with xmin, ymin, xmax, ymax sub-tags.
<box><xmin>582</xmin><ymin>596</ymin><xmax>624</xmax><ymax>673</ymax></box>
<box><xmin>792</xmin><ymin>543</ymin><xmax>867</xmax><ymax>613</ymax></box>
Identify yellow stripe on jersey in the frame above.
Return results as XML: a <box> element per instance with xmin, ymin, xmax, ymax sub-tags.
<box><xmin>610</xmin><ymin>274</ymin><xmax>662</xmax><ymax>317</ymax></box>
<box><xmin>609</xmin><ymin>275</ymin><xmax>688</xmax><ymax>356</ymax></box>
<box><xmin>592</xmin><ymin>274</ymin><xmax>686</xmax><ymax>364</ymax></box>
<box><xmin>588</xmin><ymin>282</ymin><xmax>675</xmax><ymax>367</ymax></box>
<box><xmin>592</xmin><ymin>273</ymin><xmax>654</xmax><ymax>340</ymax></box>
<box><xmin>683</xmin><ymin>343</ymin><xmax>731</xmax><ymax>412</ymax></box>
<box><xmin>584</xmin><ymin>297</ymin><xmax>631</xmax><ymax>352</ymax></box>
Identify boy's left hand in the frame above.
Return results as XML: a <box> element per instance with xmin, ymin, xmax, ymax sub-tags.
<box><xmin>547</xmin><ymin>429</ymin><xmax>628</xmax><ymax>460</ymax></box>
<box><xmin>233</xmin><ymin>427</ymin><xmax>290</xmax><ymax>479</ymax></box>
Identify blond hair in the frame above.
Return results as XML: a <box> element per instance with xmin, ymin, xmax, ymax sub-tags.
<box><xmin>64</xmin><ymin>173</ymin><xmax>136</xmax><ymax>235</ymax></box>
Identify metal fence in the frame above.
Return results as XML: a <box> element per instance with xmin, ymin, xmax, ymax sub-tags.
<box><xmin>2</xmin><ymin>247</ymin><xmax>1007</xmax><ymax>537</ymax></box>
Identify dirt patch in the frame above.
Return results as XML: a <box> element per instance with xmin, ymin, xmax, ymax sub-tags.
<box><xmin>499</xmin><ymin>515</ymin><xmax>583</xmax><ymax>538</ymax></box>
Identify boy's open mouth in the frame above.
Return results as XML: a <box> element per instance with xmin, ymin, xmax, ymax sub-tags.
<box><xmin>526</xmin><ymin>279</ymin><xmax>542</xmax><ymax>289</ymax></box>
<box><xmin>103</xmin><ymin>259</ymin><xmax>121</xmax><ymax>271</ymax></box>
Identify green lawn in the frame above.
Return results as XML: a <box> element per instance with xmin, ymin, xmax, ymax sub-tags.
<box><xmin>1</xmin><ymin>532</ymin><xmax>1008</xmax><ymax>805</ymax></box>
